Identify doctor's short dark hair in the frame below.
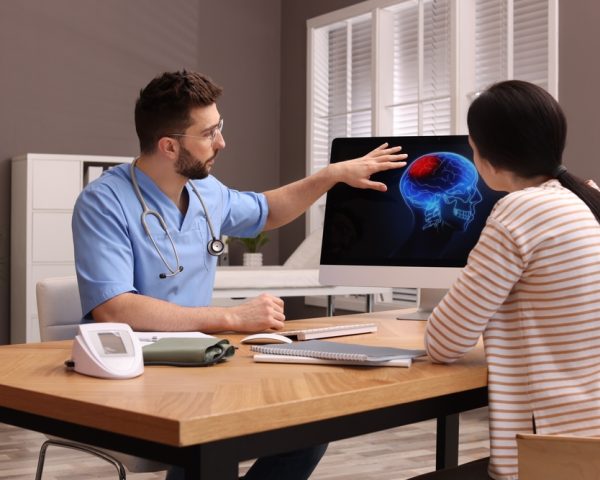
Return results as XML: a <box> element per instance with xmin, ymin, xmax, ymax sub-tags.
<box><xmin>135</xmin><ymin>70</ymin><xmax>223</xmax><ymax>154</ymax></box>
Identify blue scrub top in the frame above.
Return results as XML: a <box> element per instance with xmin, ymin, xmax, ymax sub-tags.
<box><xmin>72</xmin><ymin>163</ymin><xmax>268</xmax><ymax>319</ymax></box>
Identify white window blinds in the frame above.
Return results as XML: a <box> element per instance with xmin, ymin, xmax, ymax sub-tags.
<box><xmin>475</xmin><ymin>0</ymin><xmax>550</xmax><ymax>92</ymax></box>
<box><xmin>514</xmin><ymin>0</ymin><xmax>549</xmax><ymax>89</ymax></box>
<box><xmin>475</xmin><ymin>0</ymin><xmax>508</xmax><ymax>90</ymax></box>
<box><xmin>390</xmin><ymin>0</ymin><xmax>451</xmax><ymax>136</ymax></box>
<box><xmin>311</xmin><ymin>15</ymin><xmax>372</xmax><ymax>175</ymax></box>
<box><xmin>308</xmin><ymin>0</ymin><xmax>556</xmax><ymax>232</ymax></box>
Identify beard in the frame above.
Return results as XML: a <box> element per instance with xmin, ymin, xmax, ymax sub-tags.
<box><xmin>174</xmin><ymin>144</ymin><xmax>217</xmax><ymax>180</ymax></box>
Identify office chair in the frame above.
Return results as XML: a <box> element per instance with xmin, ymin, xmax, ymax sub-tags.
<box><xmin>517</xmin><ymin>433</ymin><xmax>600</xmax><ymax>480</ymax></box>
<box><xmin>35</xmin><ymin>276</ymin><xmax>166</xmax><ymax>479</ymax></box>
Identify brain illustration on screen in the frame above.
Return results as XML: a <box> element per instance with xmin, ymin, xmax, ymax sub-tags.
<box><xmin>400</xmin><ymin>152</ymin><xmax>482</xmax><ymax>231</ymax></box>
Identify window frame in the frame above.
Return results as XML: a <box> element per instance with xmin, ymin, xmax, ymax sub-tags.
<box><xmin>306</xmin><ymin>0</ymin><xmax>558</xmax><ymax>234</ymax></box>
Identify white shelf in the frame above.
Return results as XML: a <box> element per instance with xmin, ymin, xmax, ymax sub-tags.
<box><xmin>11</xmin><ymin>153</ymin><xmax>132</xmax><ymax>343</ymax></box>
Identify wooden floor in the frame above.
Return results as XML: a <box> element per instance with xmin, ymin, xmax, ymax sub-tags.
<box><xmin>0</xmin><ymin>407</ymin><xmax>489</xmax><ymax>479</ymax></box>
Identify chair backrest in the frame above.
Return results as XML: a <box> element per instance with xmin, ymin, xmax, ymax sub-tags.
<box><xmin>36</xmin><ymin>276</ymin><xmax>82</xmax><ymax>341</ymax></box>
<box><xmin>517</xmin><ymin>433</ymin><xmax>600</xmax><ymax>480</ymax></box>
<box><xmin>283</xmin><ymin>228</ymin><xmax>323</xmax><ymax>269</ymax></box>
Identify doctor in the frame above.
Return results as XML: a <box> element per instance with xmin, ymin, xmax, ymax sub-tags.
<box><xmin>72</xmin><ymin>70</ymin><xmax>406</xmax><ymax>480</ymax></box>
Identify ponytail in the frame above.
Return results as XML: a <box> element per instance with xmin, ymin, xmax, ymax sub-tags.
<box><xmin>556</xmin><ymin>169</ymin><xmax>600</xmax><ymax>224</ymax></box>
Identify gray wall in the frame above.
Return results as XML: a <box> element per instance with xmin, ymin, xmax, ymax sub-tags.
<box><xmin>0</xmin><ymin>0</ymin><xmax>598</xmax><ymax>342</ymax></box>
<box><xmin>559</xmin><ymin>2</ymin><xmax>600</xmax><ymax>179</ymax></box>
<box><xmin>0</xmin><ymin>0</ymin><xmax>282</xmax><ymax>343</ymax></box>
<box><xmin>279</xmin><ymin>0</ymin><xmax>364</xmax><ymax>262</ymax></box>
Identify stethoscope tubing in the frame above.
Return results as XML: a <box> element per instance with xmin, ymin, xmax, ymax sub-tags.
<box><xmin>130</xmin><ymin>159</ymin><xmax>223</xmax><ymax>279</ymax></box>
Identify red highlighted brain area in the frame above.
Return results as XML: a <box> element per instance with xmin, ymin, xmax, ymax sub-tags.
<box><xmin>409</xmin><ymin>155</ymin><xmax>440</xmax><ymax>179</ymax></box>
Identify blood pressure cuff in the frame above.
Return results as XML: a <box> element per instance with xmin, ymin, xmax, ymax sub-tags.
<box><xmin>142</xmin><ymin>338</ymin><xmax>235</xmax><ymax>366</ymax></box>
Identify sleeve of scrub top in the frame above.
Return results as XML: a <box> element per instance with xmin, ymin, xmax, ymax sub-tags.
<box><xmin>217</xmin><ymin>180</ymin><xmax>269</xmax><ymax>237</ymax></box>
<box><xmin>72</xmin><ymin>184</ymin><xmax>137</xmax><ymax>318</ymax></box>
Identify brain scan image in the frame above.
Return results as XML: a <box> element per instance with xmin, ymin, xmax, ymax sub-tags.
<box><xmin>400</xmin><ymin>152</ymin><xmax>482</xmax><ymax>232</ymax></box>
<box><xmin>321</xmin><ymin>136</ymin><xmax>506</xmax><ymax>268</ymax></box>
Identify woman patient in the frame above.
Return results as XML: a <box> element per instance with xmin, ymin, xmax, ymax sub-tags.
<box><xmin>420</xmin><ymin>80</ymin><xmax>600</xmax><ymax>480</ymax></box>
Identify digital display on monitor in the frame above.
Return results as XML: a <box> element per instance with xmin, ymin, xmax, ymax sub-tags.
<box><xmin>98</xmin><ymin>332</ymin><xmax>127</xmax><ymax>355</ymax></box>
<box><xmin>321</xmin><ymin>136</ymin><xmax>506</xmax><ymax>269</ymax></box>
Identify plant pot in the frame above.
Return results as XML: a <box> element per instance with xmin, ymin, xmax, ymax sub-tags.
<box><xmin>243</xmin><ymin>252</ymin><xmax>263</xmax><ymax>267</ymax></box>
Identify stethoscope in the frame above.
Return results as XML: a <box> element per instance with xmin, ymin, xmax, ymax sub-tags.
<box><xmin>130</xmin><ymin>159</ymin><xmax>224</xmax><ymax>279</ymax></box>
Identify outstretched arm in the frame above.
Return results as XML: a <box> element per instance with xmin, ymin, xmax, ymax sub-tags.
<box><xmin>262</xmin><ymin>143</ymin><xmax>407</xmax><ymax>231</ymax></box>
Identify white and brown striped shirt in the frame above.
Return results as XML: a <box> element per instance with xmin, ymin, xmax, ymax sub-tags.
<box><xmin>425</xmin><ymin>180</ymin><xmax>600</xmax><ymax>480</ymax></box>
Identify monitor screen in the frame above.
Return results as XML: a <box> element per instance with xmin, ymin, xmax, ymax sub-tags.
<box><xmin>319</xmin><ymin>136</ymin><xmax>505</xmax><ymax>312</ymax></box>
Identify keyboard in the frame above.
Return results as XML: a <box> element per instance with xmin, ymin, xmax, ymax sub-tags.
<box><xmin>281</xmin><ymin>323</ymin><xmax>378</xmax><ymax>341</ymax></box>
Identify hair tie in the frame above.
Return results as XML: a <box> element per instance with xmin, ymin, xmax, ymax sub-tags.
<box><xmin>552</xmin><ymin>165</ymin><xmax>567</xmax><ymax>178</ymax></box>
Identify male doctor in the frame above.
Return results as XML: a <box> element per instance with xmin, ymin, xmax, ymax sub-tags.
<box><xmin>72</xmin><ymin>70</ymin><xmax>406</xmax><ymax>480</ymax></box>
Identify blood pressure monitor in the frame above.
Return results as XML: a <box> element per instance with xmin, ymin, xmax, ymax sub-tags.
<box><xmin>70</xmin><ymin>323</ymin><xmax>144</xmax><ymax>379</ymax></box>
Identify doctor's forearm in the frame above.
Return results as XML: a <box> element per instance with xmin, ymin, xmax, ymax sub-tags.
<box><xmin>91</xmin><ymin>292</ymin><xmax>238</xmax><ymax>333</ymax></box>
<box><xmin>91</xmin><ymin>292</ymin><xmax>285</xmax><ymax>333</ymax></box>
<box><xmin>263</xmin><ymin>167</ymin><xmax>335</xmax><ymax>230</ymax></box>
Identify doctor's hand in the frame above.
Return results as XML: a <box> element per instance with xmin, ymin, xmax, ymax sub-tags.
<box><xmin>227</xmin><ymin>293</ymin><xmax>285</xmax><ymax>332</ymax></box>
<box><xmin>329</xmin><ymin>143</ymin><xmax>408</xmax><ymax>192</ymax></box>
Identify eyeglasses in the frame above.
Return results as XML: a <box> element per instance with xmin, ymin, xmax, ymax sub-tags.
<box><xmin>168</xmin><ymin>118</ymin><xmax>224</xmax><ymax>145</ymax></box>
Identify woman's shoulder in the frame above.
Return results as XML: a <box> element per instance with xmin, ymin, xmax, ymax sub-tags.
<box><xmin>489</xmin><ymin>180</ymin><xmax>574</xmax><ymax>226</ymax></box>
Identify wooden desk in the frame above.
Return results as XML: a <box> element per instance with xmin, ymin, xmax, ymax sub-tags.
<box><xmin>0</xmin><ymin>311</ymin><xmax>487</xmax><ymax>479</ymax></box>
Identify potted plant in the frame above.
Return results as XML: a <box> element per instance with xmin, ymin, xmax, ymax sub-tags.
<box><xmin>228</xmin><ymin>232</ymin><xmax>269</xmax><ymax>267</ymax></box>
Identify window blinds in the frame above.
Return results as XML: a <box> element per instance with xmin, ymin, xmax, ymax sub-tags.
<box><xmin>475</xmin><ymin>0</ymin><xmax>508</xmax><ymax>91</ymax></box>
<box><xmin>390</xmin><ymin>0</ymin><xmax>451</xmax><ymax>136</ymax></box>
<box><xmin>514</xmin><ymin>0</ymin><xmax>549</xmax><ymax>89</ymax></box>
<box><xmin>311</xmin><ymin>15</ymin><xmax>372</xmax><ymax>174</ymax></box>
<box><xmin>308</xmin><ymin>0</ymin><xmax>554</xmax><ymax>230</ymax></box>
<box><xmin>475</xmin><ymin>0</ymin><xmax>549</xmax><ymax>92</ymax></box>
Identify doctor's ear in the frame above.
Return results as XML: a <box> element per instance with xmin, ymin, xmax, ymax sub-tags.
<box><xmin>157</xmin><ymin>136</ymin><xmax>179</xmax><ymax>157</ymax></box>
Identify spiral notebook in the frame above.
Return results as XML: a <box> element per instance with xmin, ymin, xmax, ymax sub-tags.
<box><xmin>251</xmin><ymin>340</ymin><xmax>426</xmax><ymax>367</ymax></box>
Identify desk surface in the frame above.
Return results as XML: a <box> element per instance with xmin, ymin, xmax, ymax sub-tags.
<box><xmin>0</xmin><ymin>311</ymin><xmax>486</xmax><ymax>449</ymax></box>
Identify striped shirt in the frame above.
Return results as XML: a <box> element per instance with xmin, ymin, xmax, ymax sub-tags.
<box><xmin>425</xmin><ymin>180</ymin><xmax>600</xmax><ymax>480</ymax></box>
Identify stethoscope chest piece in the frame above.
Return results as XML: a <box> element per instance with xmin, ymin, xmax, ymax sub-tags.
<box><xmin>208</xmin><ymin>238</ymin><xmax>225</xmax><ymax>256</ymax></box>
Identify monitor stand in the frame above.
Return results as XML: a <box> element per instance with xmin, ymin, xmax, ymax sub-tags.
<box><xmin>396</xmin><ymin>288</ymin><xmax>448</xmax><ymax>321</ymax></box>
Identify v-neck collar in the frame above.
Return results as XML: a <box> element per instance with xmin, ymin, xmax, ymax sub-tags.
<box><xmin>132</xmin><ymin>166</ymin><xmax>201</xmax><ymax>232</ymax></box>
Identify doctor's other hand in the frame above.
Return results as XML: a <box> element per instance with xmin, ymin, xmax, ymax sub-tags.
<box><xmin>329</xmin><ymin>143</ymin><xmax>407</xmax><ymax>192</ymax></box>
<box><xmin>227</xmin><ymin>293</ymin><xmax>285</xmax><ymax>332</ymax></box>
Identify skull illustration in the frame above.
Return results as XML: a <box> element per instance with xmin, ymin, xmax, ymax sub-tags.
<box><xmin>400</xmin><ymin>152</ymin><xmax>482</xmax><ymax>232</ymax></box>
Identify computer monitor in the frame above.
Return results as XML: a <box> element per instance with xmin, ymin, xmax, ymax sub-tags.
<box><xmin>319</xmin><ymin>136</ymin><xmax>505</xmax><ymax>319</ymax></box>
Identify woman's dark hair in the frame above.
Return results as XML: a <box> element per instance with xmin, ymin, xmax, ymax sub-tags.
<box><xmin>135</xmin><ymin>70</ymin><xmax>223</xmax><ymax>153</ymax></box>
<box><xmin>467</xmin><ymin>79</ymin><xmax>600</xmax><ymax>223</ymax></box>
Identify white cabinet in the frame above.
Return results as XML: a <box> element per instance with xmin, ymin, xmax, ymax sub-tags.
<box><xmin>11</xmin><ymin>154</ymin><xmax>132</xmax><ymax>343</ymax></box>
